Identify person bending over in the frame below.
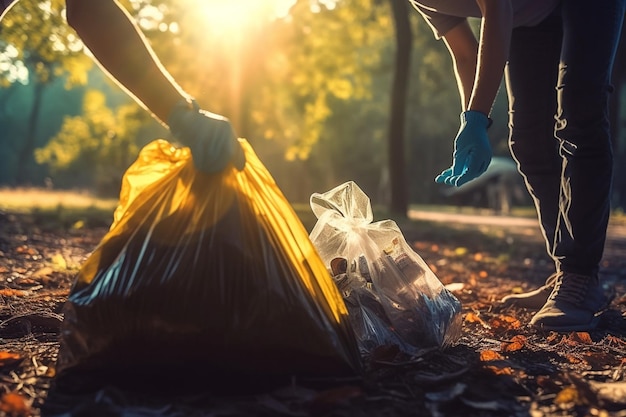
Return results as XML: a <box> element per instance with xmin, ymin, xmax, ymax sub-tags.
<box><xmin>409</xmin><ymin>0</ymin><xmax>625</xmax><ymax>331</ymax></box>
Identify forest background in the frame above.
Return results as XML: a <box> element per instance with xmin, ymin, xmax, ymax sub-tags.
<box><xmin>1</xmin><ymin>0</ymin><xmax>626</xmax><ymax>215</ymax></box>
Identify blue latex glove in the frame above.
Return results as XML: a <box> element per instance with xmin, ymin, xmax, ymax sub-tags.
<box><xmin>435</xmin><ymin>110</ymin><xmax>492</xmax><ymax>187</ymax></box>
<box><xmin>167</xmin><ymin>99</ymin><xmax>245</xmax><ymax>174</ymax></box>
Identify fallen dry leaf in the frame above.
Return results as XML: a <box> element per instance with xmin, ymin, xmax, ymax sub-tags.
<box><xmin>31</xmin><ymin>267</ymin><xmax>54</xmax><ymax>279</ymax></box>
<box><xmin>0</xmin><ymin>352</ymin><xmax>22</xmax><ymax>367</ymax></box>
<box><xmin>480</xmin><ymin>350</ymin><xmax>503</xmax><ymax>362</ymax></box>
<box><xmin>566</xmin><ymin>354</ymin><xmax>583</xmax><ymax>364</ymax></box>
<box><xmin>554</xmin><ymin>386</ymin><xmax>583</xmax><ymax>406</ymax></box>
<box><xmin>606</xmin><ymin>335</ymin><xmax>626</xmax><ymax>348</ymax></box>
<box><xmin>0</xmin><ymin>392</ymin><xmax>31</xmax><ymax>417</ymax></box>
<box><xmin>564</xmin><ymin>332</ymin><xmax>593</xmax><ymax>346</ymax></box>
<box><xmin>50</xmin><ymin>253</ymin><xmax>68</xmax><ymax>270</ymax></box>
<box><xmin>484</xmin><ymin>365</ymin><xmax>514</xmax><ymax>376</ymax></box>
<box><xmin>489</xmin><ymin>315</ymin><xmax>521</xmax><ymax>332</ymax></box>
<box><xmin>0</xmin><ymin>289</ymin><xmax>29</xmax><ymax>297</ymax></box>
<box><xmin>465</xmin><ymin>312</ymin><xmax>490</xmax><ymax>328</ymax></box>
<box><xmin>501</xmin><ymin>335</ymin><xmax>526</xmax><ymax>352</ymax></box>
<box><xmin>16</xmin><ymin>245</ymin><xmax>38</xmax><ymax>256</ymax></box>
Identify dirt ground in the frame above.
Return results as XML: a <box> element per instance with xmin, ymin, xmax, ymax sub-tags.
<box><xmin>1</xmin><ymin>208</ymin><xmax>626</xmax><ymax>417</ymax></box>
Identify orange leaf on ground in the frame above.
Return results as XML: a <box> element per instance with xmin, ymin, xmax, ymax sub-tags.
<box><xmin>606</xmin><ymin>335</ymin><xmax>626</xmax><ymax>348</ymax></box>
<box><xmin>485</xmin><ymin>365</ymin><xmax>514</xmax><ymax>376</ymax></box>
<box><xmin>501</xmin><ymin>335</ymin><xmax>527</xmax><ymax>352</ymax></box>
<box><xmin>465</xmin><ymin>312</ymin><xmax>490</xmax><ymax>328</ymax></box>
<box><xmin>489</xmin><ymin>315</ymin><xmax>521</xmax><ymax>331</ymax></box>
<box><xmin>564</xmin><ymin>332</ymin><xmax>593</xmax><ymax>346</ymax></box>
<box><xmin>0</xmin><ymin>392</ymin><xmax>31</xmax><ymax>417</ymax></box>
<box><xmin>0</xmin><ymin>352</ymin><xmax>22</xmax><ymax>367</ymax></box>
<box><xmin>480</xmin><ymin>350</ymin><xmax>503</xmax><ymax>362</ymax></box>
<box><xmin>478</xmin><ymin>270</ymin><xmax>488</xmax><ymax>278</ymax></box>
<box><xmin>554</xmin><ymin>386</ymin><xmax>584</xmax><ymax>405</ymax></box>
<box><xmin>0</xmin><ymin>289</ymin><xmax>29</xmax><ymax>297</ymax></box>
<box><xmin>16</xmin><ymin>245</ymin><xmax>37</xmax><ymax>256</ymax></box>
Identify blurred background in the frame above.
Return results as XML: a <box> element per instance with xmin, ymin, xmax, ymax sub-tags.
<box><xmin>1</xmin><ymin>0</ymin><xmax>625</xmax><ymax>216</ymax></box>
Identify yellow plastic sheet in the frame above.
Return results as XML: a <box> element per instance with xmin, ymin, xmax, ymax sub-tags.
<box><xmin>57</xmin><ymin>139</ymin><xmax>361</xmax><ymax>382</ymax></box>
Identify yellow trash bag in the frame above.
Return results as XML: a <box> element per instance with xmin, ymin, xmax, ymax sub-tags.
<box><xmin>56</xmin><ymin>139</ymin><xmax>361</xmax><ymax>386</ymax></box>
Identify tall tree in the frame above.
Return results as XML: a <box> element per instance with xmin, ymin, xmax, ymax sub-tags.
<box><xmin>387</xmin><ymin>0</ymin><xmax>411</xmax><ymax>216</ymax></box>
<box><xmin>0</xmin><ymin>0</ymin><xmax>93</xmax><ymax>184</ymax></box>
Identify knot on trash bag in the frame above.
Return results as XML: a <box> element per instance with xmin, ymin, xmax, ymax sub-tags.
<box><xmin>310</xmin><ymin>181</ymin><xmax>374</xmax><ymax>224</ymax></box>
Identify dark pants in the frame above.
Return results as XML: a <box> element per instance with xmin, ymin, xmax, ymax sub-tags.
<box><xmin>505</xmin><ymin>1</ymin><xmax>626</xmax><ymax>276</ymax></box>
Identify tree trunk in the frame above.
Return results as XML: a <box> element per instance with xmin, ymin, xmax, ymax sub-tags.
<box><xmin>16</xmin><ymin>81</ymin><xmax>45</xmax><ymax>185</ymax></box>
<box><xmin>387</xmin><ymin>0</ymin><xmax>412</xmax><ymax>217</ymax></box>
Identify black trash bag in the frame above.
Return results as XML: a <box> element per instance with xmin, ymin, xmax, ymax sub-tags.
<box><xmin>55</xmin><ymin>139</ymin><xmax>361</xmax><ymax>391</ymax></box>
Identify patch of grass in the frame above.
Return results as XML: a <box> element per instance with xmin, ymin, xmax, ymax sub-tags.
<box><xmin>0</xmin><ymin>188</ymin><xmax>117</xmax><ymax>231</ymax></box>
<box><xmin>29</xmin><ymin>205</ymin><xmax>115</xmax><ymax>231</ymax></box>
<box><xmin>0</xmin><ymin>188</ymin><xmax>118</xmax><ymax>211</ymax></box>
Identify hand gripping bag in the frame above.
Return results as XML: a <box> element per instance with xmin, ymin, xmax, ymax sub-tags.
<box><xmin>56</xmin><ymin>139</ymin><xmax>361</xmax><ymax>388</ymax></box>
<box><xmin>309</xmin><ymin>182</ymin><xmax>462</xmax><ymax>355</ymax></box>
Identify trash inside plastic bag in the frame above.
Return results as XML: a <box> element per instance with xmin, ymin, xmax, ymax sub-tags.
<box><xmin>309</xmin><ymin>182</ymin><xmax>462</xmax><ymax>355</ymax></box>
<box><xmin>56</xmin><ymin>139</ymin><xmax>361</xmax><ymax>387</ymax></box>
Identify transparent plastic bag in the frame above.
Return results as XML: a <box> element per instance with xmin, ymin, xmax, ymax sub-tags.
<box><xmin>56</xmin><ymin>139</ymin><xmax>361</xmax><ymax>384</ymax></box>
<box><xmin>309</xmin><ymin>182</ymin><xmax>462</xmax><ymax>354</ymax></box>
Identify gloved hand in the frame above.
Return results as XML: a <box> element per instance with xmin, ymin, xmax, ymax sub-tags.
<box><xmin>167</xmin><ymin>99</ymin><xmax>245</xmax><ymax>174</ymax></box>
<box><xmin>435</xmin><ymin>110</ymin><xmax>492</xmax><ymax>187</ymax></box>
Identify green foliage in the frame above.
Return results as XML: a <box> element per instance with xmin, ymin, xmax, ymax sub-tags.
<box><xmin>0</xmin><ymin>0</ymin><xmax>93</xmax><ymax>87</ymax></box>
<box><xmin>0</xmin><ymin>0</ymin><xmax>497</xmax><ymax>206</ymax></box>
<box><xmin>35</xmin><ymin>89</ymin><xmax>149</xmax><ymax>195</ymax></box>
<box><xmin>269</xmin><ymin>0</ymin><xmax>392</xmax><ymax>161</ymax></box>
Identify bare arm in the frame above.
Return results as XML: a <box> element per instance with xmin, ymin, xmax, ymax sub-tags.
<box><xmin>442</xmin><ymin>20</ymin><xmax>478</xmax><ymax>111</ymax></box>
<box><xmin>65</xmin><ymin>0</ymin><xmax>189</xmax><ymax>124</ymax></box>
<box><xmin>443</xmin><ymin>0</ymin><xmax>513</xmax><ymax>115</ymax></box>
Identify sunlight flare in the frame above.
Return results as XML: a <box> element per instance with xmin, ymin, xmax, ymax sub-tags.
<box><xmin>190</xmin><ymin>0</ymin><xmax>295</xmax><ymax>37</ymax></box>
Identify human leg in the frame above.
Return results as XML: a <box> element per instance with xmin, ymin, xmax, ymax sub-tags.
<box><xmin>550</xmin><ymin>1</ymin><xmax>626</xmax><ymax>275</ymax></box>
<box><xmin>499</xmin><ymin>13</ymin><xmax>562</xmax><ymax>308</ymax></box>
<box><xmin>504</xmin><ymin>13</ymin><xmax>562</xmax><ymax>257</ymax></box>
<box><xmin>531</xmin><ymin>0</ymin><xmax>626</xmax><ymax>331</ymax></box>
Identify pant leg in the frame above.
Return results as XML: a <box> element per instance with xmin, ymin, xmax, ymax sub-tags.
<box><xmin>553</xmin><ymin>1</ymin><xmax>626</xmax><ymax>275</ymax></box>
<box><xmin>505</xmin><ymin>13</ymin><xmax>563</xmax><ymax>261</ymax></box>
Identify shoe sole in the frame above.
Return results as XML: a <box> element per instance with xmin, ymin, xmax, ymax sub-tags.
<box><xmin>532</xmin><ymin>314</ymin><xmax>601</xmax><ymax>332</ymax></box>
